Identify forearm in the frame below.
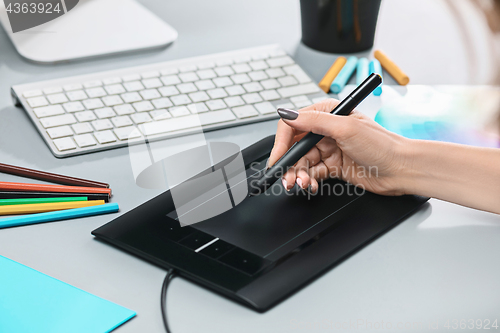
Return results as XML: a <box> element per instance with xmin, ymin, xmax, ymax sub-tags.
<box><xmin>402</xmin><ymin>139</ymin><xmax>500</xmax><ymax>214</ymax></box>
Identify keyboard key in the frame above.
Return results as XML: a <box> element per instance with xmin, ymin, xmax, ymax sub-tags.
<box><xmin>260</xmin><ymin>90</ymin><xmax>280</xmax><ymax>101</ymax></box>
<box><xmin>225</xmin><ymin>85</ymin><xmax>246</xmax><ymax>96</ymax></box>
<box><xmin>23</xmin><ymin>90</ymin><xmax>42</xmax><ymax>98</ymax></box>
<box><xmin>94</xmin><ymin>107</ymin><xmax>116</xmax><ymax>119</ymax></box>
<box><xmin>111</xmin><ymin>116</ymin><xmax>133</xmax><ymax>128</ymax></box>
<box><xmin>283</xmin><ymin>65</ymin><xmax>312</xmax><ymax>84</ymax></box>
<box><xmin>122</xmin><ymin>74</ymin><xmax>141</xmax><ymax>82</ymax></box>
<box><xmin>46</xmin><ymin>126</ymin><xmax>73</xmax><ymax>139</ymax></box>
<box><xmin>150</xmin><ymin>109</ymin><xmax>172</xmax><ymax>120</ymax></box>
<box><xmin>277</xmin><ymin>83</ymin><xmax>320</xmax><ymax>98</ymax></box>
<box><xmin>27</xmin><ymin>96</ymin><xmax>48</xmax><ymax>108</ymax></box>
<box><xmin>189</xmin><ymin>91</ymin><xmax>210</xmax><ymax>102</ymax></box>
<box><xmin>140</xmin><ymin>109</ymin><xmax>236</xmax><ymax>136</ymax></box>
<box><xmin>276</xmin><ymin>102</ymin><xmax>295</xmax><ymax>109</ymax></box>
<box><xmin>102</xmin><ymin>77</ymin><xmax>122</xmax><ymax>85</ymax></box>
<box><xmin>133</xmin><ymin>101</ymin><xmax>154</xmax><ymax>112</ymax></box>
<box><xmin>278</xmin><ymin>76</ymin><xmax>299</xmax><ymax>87</ymax></box>
<box><xmin>47</xmin><ymin>93</ymin><xmax>68</xmax><ymax>104</ymax></box>
<box><xmin>249</xmin><ymin>61</ymin><xmax>268</xmax><ymax>71</ymax></box>
<box><xmin>232</xmin><ymin>105</ymin><xmax>259</xmax><ymax>119</ymax></box>
<box><xmin>152</xmin><ymin>98</ymin><xmax>173</xmax><ymax>109</ymax></box>
<box><xmin>213</xmin><ymin>77</ymin><xmax>233</xmax><ymax>88</ymax></box>
<box><xmin>169</xmin><ymin>106</ymin><xmax>191</xmax><ymax>117</ymax></box>
<box><xmin>224</xmin><ymin>96</ymin><xmax>245</xmax><ymax>107</ymax></box>
<box><xmin>249</xmin><ymin>71</ymin><xmax>269</xmax><ymax>81</ymax></box>
<box><xmin>265</xmin><ymin>68</ymin><xmax>285</xmax><ymax>78</ymax></box>
<box><xmin>178</xmin><ymin>72</ymin><xmax>199</xmax><ymax>83</ymax></box>
<box><xmin>232</xmin><ymin>63</ymin><xmax>252</xmax><ymax>73</ymax></box>
<box><xmin>102</xmin><ymin>95</ymin><xmax>124</xmax><ymax>106</ymax></box>
<box><xmin>141</xmin><ymin>71</ymin><xmax>160</xmax><ymax>79</ymax></box>
<box><xmin>67</xmin><ymin>90</ymin><xmax>88</xmax><ymax>101</ymax></box>
<box><xmin>195</xmin><ymin>80</ymin><xmax>216</xmax><ymax>91</ymax></box>
<box><xmin>121</xmin><ymin>92</ymin><xmax>142</xmax><ymax>103</ymax></box>
<box><xmin>242</xmin><ymin>82</ymin><xmax>264</xmax><ymax>93</ymax></box>
<box><xmin>85</xmin><ymin>87</ymin><xmax>107</xmax><ymax>98</ymax></box>
<box><xmin>171</xmin><ymin>94</ymin><xmax>192</xmax><ymax>106</ymax></box>
<box><xmin>261</xmin><ymin>79</ymin><xmax>280</xmax><ymax>90</ymax></box>
<box><xmin>33</xmin><ymin>105</ymin><xmax>65</xmax><ymax>118</ymax></box>
<box><xmin>139</xmin><ymin>89</ymin><xmax>161</xmax><ymax>100</ymax></box>
<box><xmin>196</xmin><ymin>69</ymin><xmax>217</xmax><ymax>80</ymax></box>
<box><xmin>197</xmin><ymin>62</ymin><xmax>215</xmax><ymax>69</ymax></box>
<box><xmin>92</xmin><ymin>119</ymin><xmax>113</xmax><ymax>131</ymax></box>
<box><xmin>104</xmin><ymin>84</ymin><xmax>126</xmax><ymax>95</ymax></box>
<box><xmin>267</xmin><ymin>56</ymin><xmax>294</xmax><ymax>67</ymax></box>
<box><xmin>161</xmin><ymin>75</ymin><xmax>181</xmax><ymax>86</ymax></box>
<box><xmin>242</xmin><ymin>93</ymin><xmax>263</xmax><ymax>104</ymax></box>
<box><xmin>72</xmin><ymin>122</ymin><xmax>93</xmax><ymax>134</ymax></box>
<box><xmin>160</xmin><ymin>68</ymin><xmax>179</xmax><ymax>76</ymax></box>
<box><xmin>142</xmin><ymin>78</ymin><xmax>163</xmax><ymax>89</ymax></box>
<box><xmin>94</xmin><ymin>130</ymin><xmax>117</xmax><ymax>144</ymax></box>
<box><xmin>74</xmin><ymin>134</ymin><xmax>97</xmax><ymax>147</ymax></box>
<box><xmin>158</xmin><ymin>86</ymin><xmax>180</xmax><ymax>97</ymax></box>
<box><xmin>131</xmin><ymin>113</ymin><xmax>152</xmax><ymax>124</ymax></box>
<box><xmin>63</xmin><ymin>101</ymin><xmax>84</xmax><ymax>112</ymax></box>
<box><xmin>40</xmin><ymin>114</ymin><xmax>77</xmax><ymax>128</ymax></box>
<box><xmin>123</xmin><ymin>81</ymin><xmax>145</xmax><ymax>92</ymax></box>
<box><xmin>290</xmin><ymin>95</ymin><xmax>309</xmax><ymax>103</ymax></box>
<box><xmin>179</xmin><ymin>65</ymin><xmax>197</xmax><ymax>72</ymax></box>
<box><xmin>206</xmin><ymin>99</ymin><xmax>227</xmax><ymax>111</ymax></box>
<box><xmin>74</xmin><ymin>111</ymin><xmax>97</xmax><ymax>122</ymax></box>
<box><xmin>82</xmin><ymin>98</ymin><xmax>104</xmax><ymax>110</ymax></box>
<box><xmin>207</xmin><ymin>88</ymin><xmax>228</xmax><ymax>99</ymax></box>
<box><xmin>230</xmin><ymin>74</ymin><xmax>251</xmax><ymax>84</ymax></box>
<box><xmin>254</xmin><ymin>101</ymin><xmax>276</xmax><ymax>114</ymax></box>
<box><xmin>43</xmin><ymin>87</ymin><xmax>63</xmax><ymax>95</ymax></box>
<box><xmin>114</xmin><ymin>104</ymin><xmax>135</xmax><ymax>115</ymax></box>
<box><xmin>187</xmin><ymin>103</ymin><xmax>209</xmax><ymax>113</ymax></box>
<box><xmin>114</xmin><ymin>126</ymin><xmax>142</xmax><ymax>140</ymax></box>
<box><xmin>214</xmin><ymin>66</ymin><xmax>235</xmax><ymax>77</ymax></box>
<box><xmin>63</xmin><ymin>83</ymin><xmax>83</xmax><ymax>91</ymax></box>
<box><xmin>177</xmin><ymin>83</ymin><xmax>197</xmax><ymax>94</ymax></box>
<box><xmin>83</xmin><ymin>80</ymin><xmax>102</xmax><ymax>88</ymax></box>
<box><xmin>53</xmin><ymin>137</ymin><xmax>77</xmax><ymax>151</ymax></box>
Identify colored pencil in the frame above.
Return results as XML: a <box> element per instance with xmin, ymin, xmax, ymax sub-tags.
<box><xmin>0</xmin><ymin>162</ymin><xmax>109</xmax><ymax>188</ymax></box>
<box><xmin>0</xmin><ymin>182</ymin><xmax>111</xmax><ymax>195</ymax></box>
<box><xmin>0</xmin><ymin>197</ymin><xmax>87</xmax><ymax>206</ymax></box>
<box><xmin>0</xmin><ymin>191</ymin><xmax>109</xmax><ymax>202</ymax></box>
<box><xmin>0</xmin><ymin>200</ymin><xmax>105</xmax><ymax>216</ymax></box>
<box><xmin>318</xmin><ymin>57</ymin><xmax>347</xmax><ymax>93</ymax></box>
<box><xmin>374</xmin><ymin>50</ymin><xmax>410</xmax><ymax>86</ymax></box>
<box><xmin>0</xmin><ymin>203</ymin><xmax>119</xmax><ymax>229</ymax></box>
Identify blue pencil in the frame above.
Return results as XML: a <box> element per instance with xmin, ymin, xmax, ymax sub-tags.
<box><xmin>356</xmin><ymin>58</ymin><xmax>369</xmax><ymax>86</ymax></box>
<box><xmin>0</xmin><ymin>203</ymin><xmax>119</xmax><ymax>229</ymax></box>
<box><xmin>369</xmin><ymin>59</ymin><xmax>383</xmax><ymax>96</ymax></box>
<box><xmin>330</xmin><ymin>56</ymin><xmax>358</xmax><ymax>94</ymax></box>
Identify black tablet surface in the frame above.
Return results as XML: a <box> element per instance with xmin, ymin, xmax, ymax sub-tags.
<box><xmin>92</xmin><ymin>136</ymin><xmax>428</xmax><ymax>312</ymax></box>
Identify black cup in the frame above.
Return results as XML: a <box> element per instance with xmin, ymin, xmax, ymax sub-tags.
<box><xmin>300</xmin><ymin>0</ymin><xmax>382</xmax><ymax>53</ymax></box>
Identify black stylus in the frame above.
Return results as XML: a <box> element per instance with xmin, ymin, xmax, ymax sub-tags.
<box><xmin>249</xmin><ymin>73</ymin><xmax>382</xmax><ymax>196</ymax></box>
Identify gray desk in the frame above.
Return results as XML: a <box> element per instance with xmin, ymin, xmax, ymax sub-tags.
<box><xmin>1</xmin><ymin>0</ymin><xmax>499</xmax><ymax>332</ymax></box>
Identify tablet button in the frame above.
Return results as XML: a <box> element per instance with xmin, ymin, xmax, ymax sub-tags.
<box><xmin>179</xmin><ymin>231</ymin><xmax>215</xmax><ymax>250</ymax></box>
<box><xmin>199</xmin><ymin>240</ymin><xmax>234</xmax><ymax>259</ymax></box>
<box><xmin>218</xmin><ymin>248</ymin><xmax>266</xmax><ymax>275</ymax></box>
<box><xmin>159</xmin><ymin>219</ymin><xmax>194</xmax><ymax>242</ymax></box>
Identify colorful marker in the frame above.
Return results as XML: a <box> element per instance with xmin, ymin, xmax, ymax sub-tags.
<box><xmin>330</xmin><ymin>56</ymin><xmax>358</xmax><ymax>94</ymax></box>
<box><xmin>369</xmin><ymin>59</ymin><xmax>383</xmax><ymax>96</ymax></box>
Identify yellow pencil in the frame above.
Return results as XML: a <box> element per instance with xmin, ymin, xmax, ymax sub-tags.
<box><xmin>318</xmin><ymin>57</ymin><xmax>347</xmax><ymax>93</ymax></box>
<box><xmin>0</xmin><ymin>200</ymin><xmax>105</xmax><ymax>216</ymax></box>
<box><xmin>374</xmin><ymin>50</ymin><xmax>410</xmax><ymax>86</ymax></box>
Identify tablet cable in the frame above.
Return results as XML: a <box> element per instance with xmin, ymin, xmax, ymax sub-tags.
<box><xmin>161</xmin><ymin>268</ymin><xmax>177</xmax><ymax>333</ymax></box>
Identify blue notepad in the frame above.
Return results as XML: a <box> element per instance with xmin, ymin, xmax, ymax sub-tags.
<box><xmin>0</xmin><ymin>255</ymin><xmax>136</xmax><ymax>333</ymax></box>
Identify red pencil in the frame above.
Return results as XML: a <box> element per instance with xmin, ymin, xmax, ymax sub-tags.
<box><xmin>0</xmin><ymin>182</ymin><xmax>112</xmax><ymax>195</ymax></box>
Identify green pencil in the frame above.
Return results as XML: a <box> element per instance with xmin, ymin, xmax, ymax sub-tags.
<box><xmin>0</xmin><ymin>197</ymin><xmax>88</xmax><ymax>206</ymax></box>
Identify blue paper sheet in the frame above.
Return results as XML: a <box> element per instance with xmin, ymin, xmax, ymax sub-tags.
<box><xmin>0</xmin><ymin>255</ymin><xmax>135</xmax><ymax>333</ymax></box>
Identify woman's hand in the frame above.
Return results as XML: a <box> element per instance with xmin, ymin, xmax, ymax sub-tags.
<box><xmin>268</xmin><ymin>98</ymin><xmax>412</xmax><ymax>195</ymax></box>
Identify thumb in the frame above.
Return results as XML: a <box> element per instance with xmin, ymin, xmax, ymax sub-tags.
<box><xmin>278</xmin><ymin>109</ymin><xmax>354</xmax><ymax>140</ymax></box>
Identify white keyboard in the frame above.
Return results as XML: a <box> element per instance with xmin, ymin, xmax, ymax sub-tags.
<box><xmin>11</xmin><ymin>45</ymin><xmax>329</xmax><ymax>158</ymax></box>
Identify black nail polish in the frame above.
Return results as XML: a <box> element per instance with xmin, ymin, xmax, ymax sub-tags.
<box><xmin>277</xmin><ymin>108</ymin><xmax>299</xmax><ymax>120</ymax></box>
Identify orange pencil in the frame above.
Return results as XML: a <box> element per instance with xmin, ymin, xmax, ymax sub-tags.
<box><xmin>0</xmin><ymin>182</ymin><xmax>111</xmax><ymax>195</ymax></box>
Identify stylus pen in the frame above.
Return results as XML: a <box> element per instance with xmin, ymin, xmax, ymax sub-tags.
<box><xmin>249</xmin><ymin>73</ymin><xmax>382</xmax><ymax>196</ymax></box>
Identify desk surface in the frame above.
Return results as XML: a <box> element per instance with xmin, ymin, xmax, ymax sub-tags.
<box><xmin>1</xmin><ymin>0</ymin><xmax>500</xmax><ymax>332</ymax></box>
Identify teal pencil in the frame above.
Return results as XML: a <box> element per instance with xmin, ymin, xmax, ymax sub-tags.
<box><xmin>369</xmin><ymin>59</ymin><xmax>383</xmax><ymax>96</ymax></box>
<box><xmin>330</xmin><ymin>56</ymin><xmax>358</xmax><ymax>94</ymax></box>
<box><xmin>356</xmin><ymin>58</ymin><xmax>369</xmax><ymax>86</ymax></box>
<box><xmin>0</xmin><ymin>203</ymin><xmax>119</xmax><ymax>229</ymax></box>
